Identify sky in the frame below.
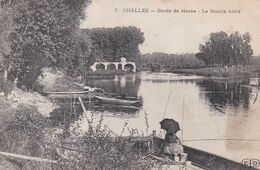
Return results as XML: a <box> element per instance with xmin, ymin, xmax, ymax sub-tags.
<box><xmin>81</xmin><ymin>0</ymin><xmax>260</xmax><ymax>55</ymax></box>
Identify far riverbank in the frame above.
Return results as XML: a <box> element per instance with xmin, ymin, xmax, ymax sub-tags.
<box><xmin>167</xmin><ymin>65</ymin><xmax>260</xmax><ymax>77</ymax></box>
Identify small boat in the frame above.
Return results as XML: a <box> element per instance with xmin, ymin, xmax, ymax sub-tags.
<box><xmin>40</xmin><ymin>91</ymin><xmax>95</xmax><ymax>99</ymax></box>
<box><xmin>42</xmin><ymin>86</ymin><xmax>105</xmax><ymax>96</ymax></box>
<box><xmin>95</xmin><ymin>95</ymin><xmax>140</xmax><ymax>106</ymax></box>
<box><xmin>42</xmin><ymin>91</ymin><xmax>90</xmax><ymax>95</ymax></box>
<box><xmin>84</xmin><ymin>86</ymin><xmax>139</xmax><ymax>100</ymax></box>
<box><xmin>109</xmin><ymin>94</ymin><xmax>139</xmax><ymax>101</ymax></box>
<box><xmin>93</xmin><ymin>104</ymin><xmax>140</xmax><ymax>114</ymax></box>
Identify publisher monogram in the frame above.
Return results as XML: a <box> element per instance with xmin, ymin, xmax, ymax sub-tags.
<box><xmin>242</xmin><ymin>158</ymin><xmax>260</xmax><ymax>168</ymax></box>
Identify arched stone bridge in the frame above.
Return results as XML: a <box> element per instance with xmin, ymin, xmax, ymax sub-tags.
<box><xmin>90</xmin><ymin>57</ymin><xmax>136</xmax><ymax>72</ymax></box>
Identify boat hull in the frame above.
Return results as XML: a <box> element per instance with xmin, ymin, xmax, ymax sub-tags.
<box><xmin>95</xmin><ymin>96</ymin><xmax>140</xmax><ymax>106</ymax></box>
<box><xmin>41</xmin><ymin>91</ymin><xmax>96</xmax><ymax>100</ymax></box>
<box><xmin>152</xmin><ymin>137</ymin><xmax>257</xmax><ymax>170</ymax></box>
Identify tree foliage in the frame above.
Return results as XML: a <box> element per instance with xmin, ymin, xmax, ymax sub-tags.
<box><xmin>196</xmin><ymin>31</ymin><xmax>253</xmax><ymax>66</ymax></box>
<box><xmin>0</xmin><ymin>6</ymin><xmax>13</xmax><ymax>78</ymax></box>
<box><xmin>82</xmin><ymin>26</ymin><xmax>145</xmax><ymax>62</ymax></box>
<box><xmin>140</xmin><ymin>52</ymin><xmax>204</xmax><ymax>71</ymax></box>
<box><xmin>0</xmin><ymin>0</ymin><xmax>91</xmax><ymax>89</ymax></box>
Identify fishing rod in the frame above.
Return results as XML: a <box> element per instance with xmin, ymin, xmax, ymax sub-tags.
<box><xmin>159</xmin><ymin>91</ymin><xmax>172</xmax><ymax>137</ymax></box>
<box><xmin>253</xmin><ymin>74</ymin><xmax>259</xmax><ymax>104</ymax></box>
<box><xmin>181</xmin><ymin>95</ymin><xmax>185</xmax><ymax>142</ymax></box>
<box><xmin>182</xmin><ymin>138</ymin><xmax>260</xmax><ymax>142</ymax></box>
<box><xmin>161</xmin><ymin>90</ymin><xmax>172</xmax><ymax>119</ymax></box>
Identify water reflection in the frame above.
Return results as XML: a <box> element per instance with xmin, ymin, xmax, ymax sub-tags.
<box><xmin>86</xmin><ymin>74</ymin><xmax>141</xmax><ymax>97</ymax></box>
<box><xmin>49</xmin><ymin>73</ymin><xmax>260</xmax><ymax>128</ymax></box>
<box><xmin>197</xmin><ymin>78</ymin><xmax>256</xmax><ymax>114</ymax></box>
<box><xmin>47</xmin><ymin>72</ymin><xmax>260</xmax><ymax>162</ymax></box>
<box><xmin>49</xmin><ymin>74</ymin><xmax>142</xmax><ymax>128</ymax></box>
<box><xmin>83</xmin><ymin>73</ymin><xmax>258</xmax><ymax>116</ymax></box>
<box><xmin>83</xmin><ymin>74</ymin><xmax>143</xmax><ymax>114</ymax></box>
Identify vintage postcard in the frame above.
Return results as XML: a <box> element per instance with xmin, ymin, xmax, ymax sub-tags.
<box><xmin>0</xmin><ymin>0</ymin><xmax>259</xmax><ymax>169</ymax></box>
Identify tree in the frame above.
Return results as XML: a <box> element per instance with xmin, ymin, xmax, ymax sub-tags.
<box><xmin>82</xmin><ymin>26</ymin><xmax>145</xmax><ymax>63</ymax></box>
<box><xmin>140</xmin><ymin>53</ymin><xmax>204</xmax><ymax>71</ymax></box>
<box><xmin>0</xmin><ymin>0</ymin><xmax>92</xmax><ymax>90</ymax></box>
<box><xmin>196</xmin><ymin>31</ymin><xmax>253</xmax><ymax>66</ymax></box>
<box><xmin>0</xmin><ymin>6</ymin><xmax>13</xmax><ymax>82</ymax></box>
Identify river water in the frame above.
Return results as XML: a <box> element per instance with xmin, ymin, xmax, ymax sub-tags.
<box><xmin>78</xmin><ymin>72</ymin><xmax>260</xmax><ymax>163</ymax></box>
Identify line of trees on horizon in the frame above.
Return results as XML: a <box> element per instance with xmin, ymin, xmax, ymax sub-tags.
<box><xmin>140</xmin><ymin>53</ymin><xmax>204</xmax><ymax>71</ymax></box>
<box><xmin>195</xmin><ymin>31</ymin><xmax>253</xmax><ymax>67</ymax></box>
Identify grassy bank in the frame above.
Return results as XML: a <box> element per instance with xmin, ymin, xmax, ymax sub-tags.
<box><xmin>0</xmin><ymin>76</ymin><xmax>158</xmax><ymax>169</ymax></box>
<box><xmin>0</xmin><ymin>87</ymin><xmax>57</xmax><ymax>170</ymax></box>
<box><xmin>36</xmin><ymin>68</ymin><xmax>85</xmax><ymax>92</ymax></box>
<box><xmin>0</xmin><ymin>95</ymin><xmax>157</xmax><ymax>169</ymax></box>
<box><xmin>169</xmin><ymin>65</ymin><xmax>260</xmax><ymax>77</ymax></box>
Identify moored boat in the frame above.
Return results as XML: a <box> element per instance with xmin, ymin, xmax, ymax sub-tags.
<box><xmin>95</xmin><ymin>95</ymin><xmax>140</xmax><ymax>106</ymax></box>
<box><xmin>40</xmin><ymin>91</ymin><xmax>95</xmax><ymax>100</ymax></box>
<box><xmin>93</xmin><ymin>104</ymin><xmax>140</xmax><ymax>114</ymax></box>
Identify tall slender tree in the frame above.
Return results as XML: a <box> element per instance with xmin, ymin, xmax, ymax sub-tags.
<box><xmin>0</xmin><ymin>5</ymin><xmax>13</xmax><ymax>82</ymax></box>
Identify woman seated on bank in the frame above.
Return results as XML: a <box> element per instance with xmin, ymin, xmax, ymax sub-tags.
<box><xmin>163</xmin><ymin>131</ymin><xmax>184</xmax><ymax>159</ymax></box>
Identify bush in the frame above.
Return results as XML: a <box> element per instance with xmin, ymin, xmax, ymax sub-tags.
<box><xmin>0</xmin><ymin>79</ymin><xmax>15</xmax><ymax>95</ymax></box>
<box><xmin>0</xmin><ymin>90</ymin><xmax>157</xmax><ymax>169</ymax></box>
<box><xmin>0</xmin><ymin>100</ymin><xmax>55</xmax><ymax>170</ymax></box>
<box><xmin>55</xmin><ymin>114</ymin><xmax>157</xmax><ymax>170</ymax></box>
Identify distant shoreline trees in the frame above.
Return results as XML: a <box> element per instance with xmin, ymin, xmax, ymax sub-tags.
<box><xmin>82</xmin><ymin>26</ymin><xmax>145</xmax><ymax>63</ymax></box>
<box><xmin>196</xmin><ymin>31</ymin><xmax>253</xmax><ymax>67</ymax></box>
<box><xmin>140</xmin><ymin>53</ymin><xmax>204</xmax><ymax>71</ymax></box>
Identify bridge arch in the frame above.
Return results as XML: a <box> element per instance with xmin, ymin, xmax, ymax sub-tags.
<box><xmin>118</xmin><ymin>64</ymin><xmax>122</xmax><ymax>70</ymax></box>
<box><xmin>107</xmin><ymin>63</ymin><xmax>116</xmax><ymax>70</ymax></box>
<box><xmin>124</xmin><ymin>63</ymin><xmax>135</xmax><ymax>72</ymax></box>
<box><xmin>96</xmin><ymin>63</ymin><xmax>105</xmax><ymax>70</ymax></box>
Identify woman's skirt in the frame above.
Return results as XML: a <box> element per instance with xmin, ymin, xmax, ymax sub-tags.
<box><xmin>163</xmin><ymin>142</ymin><xmax>184</xmax><ymax>156</ymax></box>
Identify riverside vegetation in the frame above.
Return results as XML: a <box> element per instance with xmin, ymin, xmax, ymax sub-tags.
<box><xmin>139</xmin><ymin>53</ymin><xmax>260</xmax><ymax>77</ymax></box>
<box><xmin>139</xmin><ymin>31</ymin><xmax>260</xmax><ymax>77</ymax></box>
<box><xmin>0</xmin><ymin>0</ymin><xmax>152</xmax><ymax>168</ymax></box>
<box><xmin>0</xmin><ymin>71</ymin><xmax>160</xmax><ymax>170</ymax></box>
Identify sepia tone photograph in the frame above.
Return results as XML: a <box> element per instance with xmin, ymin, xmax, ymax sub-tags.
<box><xmin>0</xmin><ymin>0</ymin><xmax>260</xmax><ymax>169</ymax></box>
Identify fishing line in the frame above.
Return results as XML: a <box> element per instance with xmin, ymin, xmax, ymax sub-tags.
<box><xmin>162</xmin><ymin>90</ymin><xmax>172</xmax><ymax>119</ymax></box>
<box><xmin>181</xmin><ymin>95</ymin><xmax>185</xmax><ymax>142</ymax></box>
<box><xmin>253</xmin><ymin>88</ymin><xmax>258</xmax><ymax>104</ymax></box>
<box><xmin>253</xmin><ymin>76</ymin><xmax>259</xmax><ymax>104</ymax></box>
